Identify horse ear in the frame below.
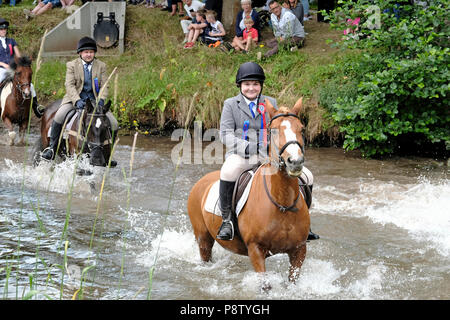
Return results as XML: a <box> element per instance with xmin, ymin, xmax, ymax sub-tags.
<box><xmin>85</xmin><ymin>99</ymin><xmax>94</xmax><ymax>113</ymax></box>
<box><xmin>265</xmin><ymin>98</ymin><xmax>277</xmax><ymax>118</ymax></box>
<box><xmin>291</xmin><ymin>97</ymin><xmax>303</xmax><ymax>115</ymax></box>
<box><xmin>103</xmin><ymin>100</ymin><xmax>111</xmax><ymax>114</ymax></box>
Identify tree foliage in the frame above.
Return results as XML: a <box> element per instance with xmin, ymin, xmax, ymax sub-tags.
<box><xmin>321</xmin><ymin>0</ymin><xmax>449</xmax><ymax>157</ymax></box>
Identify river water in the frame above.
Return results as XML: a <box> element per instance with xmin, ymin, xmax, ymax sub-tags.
<box><xmin>0</xmin><ymin>133</ymin><xmax>448</xmax><ymax>300</ymax></box>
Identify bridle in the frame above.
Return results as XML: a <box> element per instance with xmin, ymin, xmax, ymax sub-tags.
<box><xmin>267</xmin><ymin>112</ymin><xmax>305</xmax><ymax>170</ymax></box>
<box><xmin>13</xmin><ymin>68</ymin><xmax>32</xmax><ymax>101</ymax></box>
<box><xmin>83</xmin><ymin>111</ymin><xmax>112</xmax><ymax>153</ymax></box>
<box><xmin>262</xmin><ymin>112</ymin><xmax>305</xmax><ymax>213</ymax></box>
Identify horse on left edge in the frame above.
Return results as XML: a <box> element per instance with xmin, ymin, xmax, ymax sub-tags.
<box><xmin>0</xmin><ymin>55</ymin><xmax>34</xmax><ymax>146</ymax></box>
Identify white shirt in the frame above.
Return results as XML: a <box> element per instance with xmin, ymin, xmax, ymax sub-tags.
<box><xmin>271</xmin><ymin>7</ymin><xmax>305</xmax><ymax>38</ymax></box>
<box><xmin>243</xmin><ymin>96</ymin><xmax>258</xmax><ymax>117</ymax></box>
<box><xmin>0</xmin><ymin>37</ymin><xmax>6</xmax><ymax>49</ymax></box>
<box><xmin>82</xmin><ymin>60</ymin><xmax>93</xmax><ymax>73</ymax></box>
<box><xmin>184</xmin><ymin>0</ymin><xmax>205</xmax><ymax>20</ymax></box>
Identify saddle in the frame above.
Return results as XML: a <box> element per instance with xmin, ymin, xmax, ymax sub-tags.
<box><xmin>232</xmin><ymin>162</ymin><xmax>312</xmax><ymax>213</ymax></box>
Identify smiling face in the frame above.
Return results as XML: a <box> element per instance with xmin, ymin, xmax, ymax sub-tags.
<box><xmin>80</xmin><ymin>49</ymin><xmax>95</xmax><ymax>63</ymax></box>
<box><xmin>0</xmin><ymin>28</ymin><xmax>7</xmax><ymax>37</ymax></box>
<box><xmin>240</xmin><ymin>80</ymin><xmax>262</xmax><ymax>100</ymax></box>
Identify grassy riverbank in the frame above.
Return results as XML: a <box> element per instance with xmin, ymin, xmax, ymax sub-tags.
<box><xmin>2</xmin><ymin>1</ymin><xmax>347</xmax><ymax>145</ymax></box>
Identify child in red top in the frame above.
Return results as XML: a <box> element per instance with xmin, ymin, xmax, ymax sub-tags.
<box><xmin>232</xmin><ymin>16</ymin><xmax>258</xmax><ymax>53</ymax></box>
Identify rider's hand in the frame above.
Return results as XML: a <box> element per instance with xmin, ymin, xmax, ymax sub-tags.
<box><xmin>75</xmin><ymin>99</ymin><xmax>85</xmax><ymax>109</ymax></box>
<box><xmin>98</xmin><ymin>99</ymin><xmax>104</xmax><ymax>107</ymax></box>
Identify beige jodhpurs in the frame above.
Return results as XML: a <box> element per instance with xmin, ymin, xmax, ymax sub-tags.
<box><xmin>220</xmin><ymin>154</ymin><xmax>313</xmax><ymax>185</ymax></box>
<box><xmin>54</xmin><ymin>102</ymin><xmax>118</xmax><ymax>131</ymax></box>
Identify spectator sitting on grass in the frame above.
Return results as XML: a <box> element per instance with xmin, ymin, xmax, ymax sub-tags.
<box><xmin>24</xmin><ymin>0</ymin><xmax>62</xmax><ymax>20</ymax></box>
<box><xmin>180</xmin><ymin>0</ymin><xmax>205</xmax><ymax>44</ymax></box>
<box><xmin>232</xmin><ymin>16</ymin><xmax>258</xmax><ymax>53</ymax></box>
<box><xmin>202</xmin><ymin>10</ymin><xmax>226</xmax><ymax>47</ymax></box>
<box><xmin>183</xmin><ymin>9</ymin><xmax>208</xmax><ymax>49</ymax></box>
<box><xmin>264</xmin><ymin>0</ymin><xmax>305</xmax><ymax>58</ymax></box>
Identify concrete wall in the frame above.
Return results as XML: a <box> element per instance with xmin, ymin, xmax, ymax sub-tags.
<box><xmin>42</xmin><ymin>2</ymin><xmax>126</xmax><ymax>57</ymax></box>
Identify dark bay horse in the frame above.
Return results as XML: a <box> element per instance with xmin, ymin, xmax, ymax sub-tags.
<box><xmin>0</xmin><ymin>56</ymin><xmax>33</xmax><ymax>146</ymax></box>
<box><xmin>34</xmin><ymin>99</ymin><xmax>114</xmax><ymax>169</ymax></box>
<box><xmin>187</xmin><ymin>97</ymin><xmax>310</xmax><ymax>286</ymax></box>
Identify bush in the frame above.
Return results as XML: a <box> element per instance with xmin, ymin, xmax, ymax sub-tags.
<box><xmin>321</xmin><ymin>0</ymin><xmax>449</xmax><ymax>157</ymax></box>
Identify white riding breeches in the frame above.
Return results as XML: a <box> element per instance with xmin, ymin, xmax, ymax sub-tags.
<box><xmin>220</xmin><ymin>154</ymin><xmax>313</xmax><ymax>186</ymax></box>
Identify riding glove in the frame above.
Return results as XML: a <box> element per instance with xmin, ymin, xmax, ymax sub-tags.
<box><xmin>75</xmin><ymin>99</ymin><xmax>85</xmax><ymax>109</ymax></box>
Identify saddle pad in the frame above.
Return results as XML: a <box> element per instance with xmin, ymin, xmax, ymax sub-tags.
<box><xmin>204</xmin><ymin>171</ymin><xmax>256</xmax><ymax>218</ymax></box>
<box><xmin>47</xmin><ymin>112</ymin><xmax>79</xmax><ymax>138</ymax></box>
<box><xmin>0</xmin><ymin>82</ymin><xmax>13</xmax><ymax>119</ymax></box>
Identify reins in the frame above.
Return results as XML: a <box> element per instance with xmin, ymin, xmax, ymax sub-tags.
<box><xmin>262</xmin><ymin>112</ymin><xmax>305</xmax><ymax>213</ymax></box>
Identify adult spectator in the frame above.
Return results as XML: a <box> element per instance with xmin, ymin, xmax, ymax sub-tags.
<box><xmin>180</xmin><ymin>0</ymin><xmax>205</xmax><ymax>44</ymax></box>
<box><xmin>231</xmin><ymin>0</ymin><xmax>261</xmax><ymax>50</ymax></box>
<box><xmin>282</xmin><ymin>0</ymin><xmax>304</xmax><ymax>25</ymax></box>
<box><xmin>24</xmin><ymin>0</ymin><xmax>62</xmax><ymax>20</ymax></box>
<box><xmin>264</xmin><ymin>0</ymin><xmax>305</xmax><ymax>58</ymax></box>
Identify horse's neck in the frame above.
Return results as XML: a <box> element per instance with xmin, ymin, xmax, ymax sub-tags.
<box><xmin>261</xmin><ymin>164</ymin><xmax>299</xmax><ymax>204</ymax></box>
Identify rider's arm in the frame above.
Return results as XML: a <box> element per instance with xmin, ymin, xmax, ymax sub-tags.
<box><xmin>64</xmin><ymin>60</ymin><xmax>81</xmax><ymax>105</ymax></box>
<box><xmin>219</xmin><ymin>98</ymin><xmax>252</xmax><ymax>158</ymax></box>
<box><xmin>97</xmin><ymin>60</ymin><xmax>108</xmax><ymax>101</ymax></box>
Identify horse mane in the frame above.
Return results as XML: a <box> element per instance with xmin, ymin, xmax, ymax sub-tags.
<box><xmin>9</xmin><ymin>56</ymin><xmax>32</xmax><ymax>70</ymax></box>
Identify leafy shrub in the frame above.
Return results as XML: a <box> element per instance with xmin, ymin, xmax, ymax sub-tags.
<box><xmin>321</xmin><ymin>0</ymin><xmax>449</xmax><ymax>157</ymax></box>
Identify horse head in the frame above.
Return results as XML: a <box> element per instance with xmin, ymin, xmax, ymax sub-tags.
<box><xmin>10</xmin><ymin>56</ymin><xmax>33</xmax><ymax>100</ymax></box>
<box><xmin>265</xmin><ymin>97</ymin><xmax>305</xmax><ymax>177</ymax></box>
<box><xmin>83</xmin><ymin>99</ymin><xmax>112</xmax><ymax>167</ymax></box>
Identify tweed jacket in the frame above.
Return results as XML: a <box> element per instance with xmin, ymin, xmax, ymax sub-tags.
<box><xmin>61</xmin><ymin>58</ymin><xmax>108</xmax><ymax>106</ymax></box>
<box><xmin>220</xmin><ymin>93</ymin><xmax>277</xmax><ymax>159</ymax></box>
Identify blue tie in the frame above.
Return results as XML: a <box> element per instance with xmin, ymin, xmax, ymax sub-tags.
<box><xmin>248</xmin><ymin>102</ymin><xmax>256</xmax><ymax>118</ymax></box>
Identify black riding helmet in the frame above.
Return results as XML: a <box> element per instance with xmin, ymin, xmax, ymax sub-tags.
<box><xmin>77</xmin><ymin>36</ymin><xmax>97</xmax><ymax>53</ymax></box>
<box><xmin>0</xmin><ymin>18</ymin><xmax>9</xmax><ymax>30</ymax></box>
<box><xmin>235</xmin><ymin>62</ymin><xmax>265</xmax><ymax>87</ymax></box>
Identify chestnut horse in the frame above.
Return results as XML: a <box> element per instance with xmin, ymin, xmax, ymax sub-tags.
<box><xmin>187</xmin><ymin>97</ymin><xmax>310</xmax><ymax>285</ymax></box>
<box><xmin>34</xmin><ymin>98</ymin><xmax>114</xmax><ymax>169</ymax></box>
<box><xmin>0</xmin><ymin>56</ymin><xmax>33</xmax><ymax>145</ymax></box>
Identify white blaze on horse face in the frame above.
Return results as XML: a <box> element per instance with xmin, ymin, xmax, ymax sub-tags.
<box><xmin>281</xmin><ymin>120</ymin><xmax>301</xmax><ymax>160</ymax></box>
<box><xmin>95</xmin><ymin>118</ymin><xmax>102</xmax><ymax>129</ymax></box>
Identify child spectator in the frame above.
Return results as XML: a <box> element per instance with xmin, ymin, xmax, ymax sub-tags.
<box><xmin>183</xmin><ymin>9</ymin><xmax>208</xmax><ymax>48</ymax></box>
<box><xmin>202</xmin><ymin>10</ymin><xmax>226</xmax><ymax>47</ymax></box>
<box><xmin>233</xmin><ymin>16</ymin><xmax>258</xmax><ymax>53</ymax></box>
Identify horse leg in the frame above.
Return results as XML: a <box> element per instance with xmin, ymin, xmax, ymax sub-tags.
<box><xmin>247</xmin><ymin>243</ymin><xmax>271</xmax><ymax>291</ymax></box>
<box><xmin>197</xmin><ymin>232</ymin><xmax>215</xmax><ymax>262</ymax></box>
<box><xmin>18</xmin><ymin>121</ymin><xmax>28</xmax><ymax>145</ymax></box>
<box><xmin>288</xmin><ymin>244</ymin><xmax>307</xmax><ymax>283</ymax></box>
<box><xmin>3</xmin><ymin>117</ymin><xmax>15</xmax><ymax>146</ymax></box>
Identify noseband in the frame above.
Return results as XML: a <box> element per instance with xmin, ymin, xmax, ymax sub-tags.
<box><xmin>13</xmin><ymin>71</ymin><xmax>32</xmax><ymax>100</ymax></box>
<box><xmin>268</xmin><ymin>113</ymin><xmax>305</xmax><ymax>169</ymax></box>
<box><xmin>262</xmin><ymin>112</ymin><xmax>306</xmax><ymax>213</ymax></box>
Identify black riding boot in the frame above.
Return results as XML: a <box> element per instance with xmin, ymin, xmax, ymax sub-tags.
<box><xmin>31</xmin><ymin>97</ymin><xmax>44</xmax><ymax>118</ymax></box>
<box><xmin>41</xmin><ymin>121</ymin><xmax>64</xmax><ymax>161</ymax></box>
<box><xmin>216</xmin><ymin>180</ymin><xmax>236</xmax><ymax>241</ymax></box>
<box><xmin>300</xmin><ymin>182</ymin><xmax>320</xmax><ymax>241</ymax></box>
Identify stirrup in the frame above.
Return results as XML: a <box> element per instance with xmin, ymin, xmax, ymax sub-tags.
<box><xmin>41</xmin><ymin>147</ymin><xmax>55</xmax><ymax>161</ymax></box>
<box><xmin>216</xmin><ymin>220</ymin><xmax>234</xmax><ymax>241</ymax></box>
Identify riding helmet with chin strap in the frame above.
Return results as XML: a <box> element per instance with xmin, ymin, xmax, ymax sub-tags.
<box><xmin>77</xmin><ymin>36</ymin><xmax>97</xmax><ymax>53</ymax></box>
<box><xmin>0</xmin><ymin>18</ymin><xmax>9</xmax><ymax>30</ymax></box>
<box><xmin>235</xmin><ymin>62</ymin><xmax>265</xmax><ymax>87</ymax></box>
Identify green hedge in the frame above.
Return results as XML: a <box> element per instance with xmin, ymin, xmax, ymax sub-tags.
<box><xmin>320</xmin><ymin>0</ymin><xmax>449</xmax><ymax>157</ymax></box>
